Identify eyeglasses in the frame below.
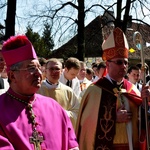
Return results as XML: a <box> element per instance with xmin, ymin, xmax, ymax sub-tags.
<box><xmin>46</xmin><ymin>67</ymin><xmax>61</xmax><ymax>72</ymax></box>
<box><xmin>14</xmin><ymin>66</ymin><xmax>42</xmax><ymax>73</ymax></box>
<box><xmin>108</xmin><ymin>60</ymin><xmax>128</xmax><ymax>65</ymax></box>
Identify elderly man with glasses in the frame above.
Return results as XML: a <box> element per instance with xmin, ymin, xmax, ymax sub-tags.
<box><xmin>76</xmin><ymin>27</ymin><xmax>149</xmax><ymax>150</ymax></box>
<box><xmin>0</xmin><ymin>35</ymin><xmax>79</xmax><ymax>150</ymax></box>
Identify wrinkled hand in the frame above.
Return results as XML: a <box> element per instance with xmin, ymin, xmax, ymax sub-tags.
<box><xmin>116</xmin><ymin>106</ymin><xmax>132</xmax><ymax>123</ymax></box>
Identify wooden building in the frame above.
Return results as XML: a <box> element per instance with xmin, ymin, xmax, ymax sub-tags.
<box><xmin>51</xmin><ymin>15</ymin><xmax>150</xmax><ymax>66</ymax></box>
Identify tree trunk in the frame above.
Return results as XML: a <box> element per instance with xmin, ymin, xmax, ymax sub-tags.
<box><xmin>76</xmin><ymin>0</ymin><xmax>85</xmax><ymax>61</ymax></box>
<box><xmin>122</xmin><ymin>0</ymin><xmax>132</xmax><ymax>33</ymax></box>
<box><xmin>4</xmin><ymin>0</ymin><xmax>17</xmax><ymax>40</ymax></box>
<box><xmin>115</xmin><ymin>0</ymin><xmax>122</xmax><ymax>28</ymax></box>
<box><xmin>115</xmin><ymin>0</ymin><xmax>132</xmax><ymax>33</ymax></box>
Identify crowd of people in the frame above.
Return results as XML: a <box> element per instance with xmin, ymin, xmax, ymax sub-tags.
<box><xmin>0</xmin><ymin>27</ymin><xmax>150</xmax><ymax>149</ymax></box>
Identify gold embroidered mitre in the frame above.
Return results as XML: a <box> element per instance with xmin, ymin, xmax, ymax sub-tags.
<box><xmin>102</xmin><ymin>27</ymin><xmax>129</xmax><ymax>61</ymax></box>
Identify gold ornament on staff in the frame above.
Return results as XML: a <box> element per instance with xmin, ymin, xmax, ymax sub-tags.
<box><xmin>133</xmin><ymin>31</ymin><xmax>150</xmax><ymax>150</ymax></box>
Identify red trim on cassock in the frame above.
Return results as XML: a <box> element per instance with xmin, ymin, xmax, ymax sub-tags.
<box><xmin>123</xmin><ymin>79</ymin><xmax>142</xmax><ymax>106</ymax></box>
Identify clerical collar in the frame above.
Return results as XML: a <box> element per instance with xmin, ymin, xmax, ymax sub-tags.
<box><xmin>106</xmin><ymin>74</ymin><xmax>123</xmax><ymax>85</ymax></box>
<box><xmin>46</xmin><ymin>79</ymin><xmax>58</xmax><ymax>86</ymax></box>
<box><xmin>111</xmin><ymin>79</ymin><xmax>123</xmax><ymax>86</ymax></box>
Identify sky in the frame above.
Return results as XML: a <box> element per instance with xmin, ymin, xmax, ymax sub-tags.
<box><xmin>0</xmin><ymin>0</ymin><xmax>150</xmax><ymax>49</ymax></box>
<box><xmin>14</xmin><ymin>0</ymin><xmax>106</xmax><ymax>48</ymax></box>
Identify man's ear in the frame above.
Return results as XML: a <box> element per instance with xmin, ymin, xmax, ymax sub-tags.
<box><xmin>8</xmin><ymin>71</ymin><xmax>16</xmax><ymax>82</ymax></box>
<box><xmin>64</xmin><ymin>67</ymin><xmax>68</xmax><ymax>73</ymax></box>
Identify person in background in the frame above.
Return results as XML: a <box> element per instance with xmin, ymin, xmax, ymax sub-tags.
<box><xmin>91</xmin><ymin>62</ymin><xmax>98</xmax><ymax>75</ymax></box>
<box><xmin>0</xmin><ymin>35</ymin><xmax>79</xmax><ymax>150</ymax></box>
<box><xmin>0</xmin><ymin>51</ymin><xmax>9</xmax><ymax>95</ymax></box>
<box><xmin>1</xmin><ymin>65</ymin><xmax>8</xmax><ymax>78</ymax></box>
<box><xmin>93</xmin><ymin>61</ymin><xmax>107</xmax><ymax>82</ymax></box>
<box><xmin>59</xmin><ymin>57</ymin><xmax>81</xmax><ymax>98</ymax></box>
<box><xmin>76</xmin><ymin>27</ymin><xmax>148</xmax><ymax>150</ymax></box>
<box><xmin>38</xmin><ymin>57</ymin><xmax>47</xmax><ymax>80</ymax></box>
<box><xmin>37</xmin><ymin>58</ymin><xmax>80</xmax><ymax>128</ymax></box>
<box><xmin>136</xmin><ymin>63</ymin><xmax>150</xmax><ymax>84</ymax></box>
<box><xmin>86</xmin><ymin>68</ymin><xmax>95</xmax><ymax>82</ymax></box>
<box><xmin>127</xmin><ymin>65</ymin><xmax>142</xmax><ymax>92</ymax></box>
<box><xmin>91</xmin><ymin>62</ymin><xmax>99</xmax><ymax>81</ymax></box>
<box><xmin>77</xmin><ymin>61</ymin><xmax>92</xmax><ymax>99</ymax></box>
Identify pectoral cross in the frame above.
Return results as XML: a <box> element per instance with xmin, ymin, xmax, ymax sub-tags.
<box><xmin>29</xmin><ymin>130</ymin><xmax>44</xmax><ymax>150</ymax></box>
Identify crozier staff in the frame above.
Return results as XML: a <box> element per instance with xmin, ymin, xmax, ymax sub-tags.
<box><xmin>133</xmin><ymin>31</ymin><xmax>150</xmax><ymax>150</ymax></box>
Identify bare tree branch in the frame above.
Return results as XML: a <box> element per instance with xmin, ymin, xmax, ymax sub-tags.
<box><xmin>132</xmin><ymin>18</ymin><xmax>150</xmax><ymax>27</ymax></box>
<box><xmin>10</xmin><ymin>0</ymin><xmax>150</xmax><ymax>60</ymax></box>
<box><xmin>84</xmin><ymin>3</ymin><xmax>117</xmax><ymax>14</ymax></box>
<box><xmin>0</xmin><ymin>3</ymin><xmax>7</xmax><ymax>9</ymax></box>
<box><xmin>52</xmin><ymin>2</ymin><xmax>78</xmax><ymax>19</ymax></box>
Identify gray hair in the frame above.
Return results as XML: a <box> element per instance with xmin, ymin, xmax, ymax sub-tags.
<box><xmin>7</xmin><ymin>62</ymin><xmax>24</xmax><ymax>83</ymax></box>
<box><xmin>10</xmin><ymin>62</ymin><xmax>23</xmax><ymax>71</ymax></box>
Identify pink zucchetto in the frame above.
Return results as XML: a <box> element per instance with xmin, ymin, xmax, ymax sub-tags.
<box><xmin>1</xmin><ymin>35</ymin><xmax>37</xmax><ymax>72</ymax></box>
<box><xmin>102</xmin><ymin>27</ymin><xmax>129</xmax><ymax>61</ymax></box>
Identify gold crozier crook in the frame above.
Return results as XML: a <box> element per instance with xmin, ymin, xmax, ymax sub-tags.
<box><xmin>133</xmin><ymin>31</ymin><xmax>150</xmax><ymax>150</ymax></box>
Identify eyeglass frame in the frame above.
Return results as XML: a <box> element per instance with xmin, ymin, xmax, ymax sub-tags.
<box><xmin>12</xmin><ymin>66</ymin><xmax>42</xmax><ymax>73</ymax></box>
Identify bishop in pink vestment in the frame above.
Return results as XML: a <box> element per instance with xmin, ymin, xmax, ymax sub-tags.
<box><xmin>0</xmin><ymin>88</ymin><xmax>78</xmax><ymax>150</ymax></box>
<box><xmin>0</xmin><ymin>35</ymin><xmax>78</xmax><ymax>150</ymax></box>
